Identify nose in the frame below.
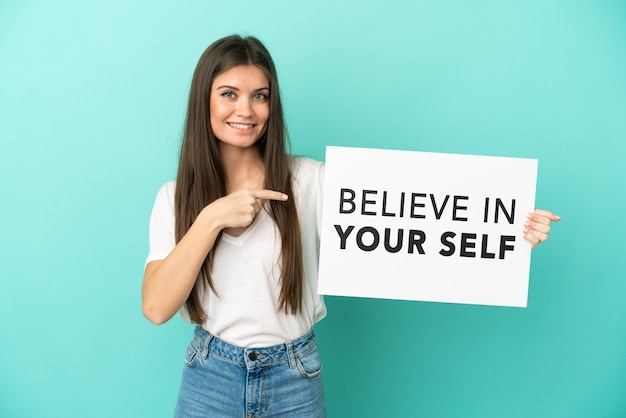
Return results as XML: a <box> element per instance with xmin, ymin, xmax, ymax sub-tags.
<box><xmin>235</xmin><ymin>98</ymin><xmax>253</xmax><ymax>117</ymax></box>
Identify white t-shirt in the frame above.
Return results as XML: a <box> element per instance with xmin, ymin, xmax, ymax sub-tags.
<box><xmin>146</xmin><ymin>157</ymin><xmax>327</xmax><ymax>347</ymax></box>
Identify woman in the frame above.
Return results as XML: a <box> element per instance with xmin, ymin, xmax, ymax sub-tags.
<box><xmin>142</xmin><ymin>35</ymin><xmax>559</xmax><ymax>417</ymax></box>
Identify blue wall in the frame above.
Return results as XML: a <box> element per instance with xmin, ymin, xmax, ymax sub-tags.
<box><xmin>1</xmin><ymin>1</ymin><xmax>625</xmax><ymax>416</ymax></box>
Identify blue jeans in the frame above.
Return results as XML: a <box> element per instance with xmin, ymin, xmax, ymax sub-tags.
<box><xmin>174</xmin><ymin>326</ymin><xmax>325</xmax><ymax>417</ymax></box>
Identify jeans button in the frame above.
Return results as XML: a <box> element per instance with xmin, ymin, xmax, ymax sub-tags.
<box><xmin>248</xmin><ymin>352</ymin><xmax>257</xmax><ymax>361</ymax></box>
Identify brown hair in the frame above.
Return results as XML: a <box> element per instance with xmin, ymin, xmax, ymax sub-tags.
<box><xmin>175</xmin><ymin>35</ymin><xmax>303</xmax><ymax>324</ymax></box>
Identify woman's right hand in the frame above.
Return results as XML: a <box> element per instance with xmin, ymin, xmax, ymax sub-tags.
<box><xmin>207</xmin><ymin>189</ymin><xmax>288</xmax><ymax>230</ymax></box>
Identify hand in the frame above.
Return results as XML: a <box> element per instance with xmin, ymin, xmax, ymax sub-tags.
<box><xmin>207</xmin><ymin>189</ymin><xmax>288</xmax><ymax>230</ymax></box>
<box><xmin>523</xmin><ymin>209</ymin><xmax>561</xmax><ymax>249</ymax></box>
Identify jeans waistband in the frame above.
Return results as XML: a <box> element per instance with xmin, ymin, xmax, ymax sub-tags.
<box><xmin>191</xmin><ymin>326</ymin><xmax>317</xmax><ymax>369</ymax></box>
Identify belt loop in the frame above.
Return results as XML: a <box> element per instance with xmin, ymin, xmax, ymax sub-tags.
<box><xmin>201</xmin><ymin>329</ymin><xmax>213</xmax><ymax>360</ymax></box>
<box><xmin>285</xmin><ymin>341</ymin><xmax>296</xmax><ymax>369</ymax></box>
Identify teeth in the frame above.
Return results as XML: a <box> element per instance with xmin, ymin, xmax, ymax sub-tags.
<box><xmin>228</xmin><ymin>122</ymin><xmax>254</xmax><ymax>129</ymax></box>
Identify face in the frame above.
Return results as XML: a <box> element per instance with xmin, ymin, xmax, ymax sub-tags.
<box><xmin>209</xmin><ymin>65</ymin><xmax>270</xmax><ymax>151</ymax></box>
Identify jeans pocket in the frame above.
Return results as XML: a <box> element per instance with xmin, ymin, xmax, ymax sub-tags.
<box><xmin>295</xmin><ymin>347</ymin><xmax>322</xmax><ymax>378</ymax></box>
<box><xmin>184</xmin><ymin>342</ymin><xmax>199</xmax><ymax>367</ymax></box>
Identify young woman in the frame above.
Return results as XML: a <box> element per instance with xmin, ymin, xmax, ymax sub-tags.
<box><xmin>142</xmin><ymin>35</ymin><xmax>560</xmax><ymax>417</ymax></box>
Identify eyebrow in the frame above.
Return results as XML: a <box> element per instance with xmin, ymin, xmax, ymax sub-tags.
<box><xmin>215</xmin><ymin>85</ymin><xmax>270</xmax><ymax>92</ymax></box>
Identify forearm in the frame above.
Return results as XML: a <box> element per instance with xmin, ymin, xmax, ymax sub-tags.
<box><xmin>141</xmin><ymin>208</ymin><xmax>222</xmax><ymax>325</ymax></box>
<box><xmin>141</xmin><ymin>189</ymin><xmax>288</xmax><ymax>324</ymax></box>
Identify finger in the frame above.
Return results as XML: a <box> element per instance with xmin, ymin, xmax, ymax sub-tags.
<box><xmin>524</xmin><ymin>230</ymin><xmax>548</xmax><ymax>247</ymax></box>
<box><xmin>524</xmin><ymin>220</ymin><xmax>551</xmax><ymax>234</ymax></box>
<box><xmin>524</xmin><ymin>232</ymin><xmax>541</xmax><ymax>249</ymax></box>
<box><xmin>526</xmin><ymin>212</ymin><xmax>555</xmax><ymax>226</ymax></box>
<box><xmin>250</xmin><ymin>189</ymin><xmax>289</xmax><ymax>201</ymax></box>
<box><xmin>524</xmin><ymin>225</ymin><xmax>549</xmax><ymax>241</ymax></box>
<box><xmin>532</xmin><ymin>209</ymin><xmax>561</xmax><ymax>222</ymax></box>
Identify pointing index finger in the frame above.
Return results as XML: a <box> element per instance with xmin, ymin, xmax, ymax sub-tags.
<box><xmin>252</xmin><ymin>189</ymin><xmax>289</xmax><ymax>201</ymax></box>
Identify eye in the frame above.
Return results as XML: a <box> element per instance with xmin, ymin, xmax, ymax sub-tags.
<box><xmin>253</xmin><ymin>92</ymin><xmax>268</xmax><ymax>101</ymax></box>
<box><xmin>220</xmin><ymin>91</ymin><xmax>236</xmax><ymax>99</ymax></box>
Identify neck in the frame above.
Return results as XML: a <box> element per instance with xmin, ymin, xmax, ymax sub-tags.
<box><xmin>219</xmin><ymin>144</ymin><xmax>265</xmax><ymax>191</ymax></box>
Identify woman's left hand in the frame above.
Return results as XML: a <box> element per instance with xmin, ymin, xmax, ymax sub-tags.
<box><xmin>524</xmin><ymin>209</ymin><xmax>561</xmax><ymax>249</ymax></box>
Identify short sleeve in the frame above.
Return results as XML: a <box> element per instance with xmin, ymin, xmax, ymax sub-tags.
<box><xmin>145</xmin><ymin>181</ymin><xmax>176</xmax><ymax>267</ymax></box>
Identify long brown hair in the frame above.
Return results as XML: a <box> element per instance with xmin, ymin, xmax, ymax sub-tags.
<box><xmin>175</xmin><ymin>35</ymin><xmax>303</xmax><ymax>324</ymax></box>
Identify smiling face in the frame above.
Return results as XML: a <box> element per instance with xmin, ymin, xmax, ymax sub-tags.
<box><xmin>209</xmin><ymin>65</ymin><xmax>271</xmax><ymax>152</ymax></box>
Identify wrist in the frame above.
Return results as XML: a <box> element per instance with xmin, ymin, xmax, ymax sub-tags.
<box><xmin>198</xmin><ymin>203</ymin><xmax>225</xmax><ymax>234</ymax></box>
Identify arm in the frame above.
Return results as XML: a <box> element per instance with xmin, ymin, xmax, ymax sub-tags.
<box><xmin>141</xmin><ymin>189</ymin><xmax>288</xmax><ymax>325</ymax></box>
<box><xmin>142</xmin><ymin>207</ymin><xmax>221</xmax><ymax>325</ymax></box>
<box><xmin>524</xmin><ymin>208</ymin><xmax>561</xmax><ymax>249</ymax></box>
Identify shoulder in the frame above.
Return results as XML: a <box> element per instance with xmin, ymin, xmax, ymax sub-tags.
<box><xmin>289</xmin><ymin>157</ymin><xmax>324</xmax><ymax>208</ymax></box>
<box><xmin>290</xmin><ymin>156</ymin><xmax>324</xmax><ymax>180</ymax></box>
<box><xmin>157</xmin><ymin>180</ymin><xmax>176</xmax><ymax>196</ymax></box>
<box><xmin>153</xmin><ymin>180</ymin><xmax>176</xmax><ymax>208</ymax></box>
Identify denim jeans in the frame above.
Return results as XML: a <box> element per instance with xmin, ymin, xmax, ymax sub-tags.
<box><xmin>174</xmin><ymin>326</ymin><xmax>325</xmax><ymax>417</ymax></box>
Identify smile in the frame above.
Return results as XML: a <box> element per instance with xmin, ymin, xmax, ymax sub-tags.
<box><xmin>227</xmin><ymin>122</ymin><xmax>256</xmax><ymax>129</ymax></box>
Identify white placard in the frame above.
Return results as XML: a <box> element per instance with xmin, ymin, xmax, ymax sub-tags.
<box><xmin>318</xmin><ymin>146</ymin><xmax>538</xmax><ymax>307</ymax></box>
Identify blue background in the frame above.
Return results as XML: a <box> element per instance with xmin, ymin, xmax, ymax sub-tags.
<box><xmin>1</xmin><ymin>1</ymin><xmax>625</xmax><ymax>416</ymax></box>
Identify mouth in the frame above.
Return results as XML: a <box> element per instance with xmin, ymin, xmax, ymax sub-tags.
<box><xmin>227</xmin><ymin>122</ymin><xmax>256</xmax><ymax>129</ymax></box>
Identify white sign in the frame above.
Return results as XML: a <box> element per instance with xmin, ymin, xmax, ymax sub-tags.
<box><xmin>318</xmin><ymin>146</ymin><xmax>538</xmax><ymax>307</ymax></box>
